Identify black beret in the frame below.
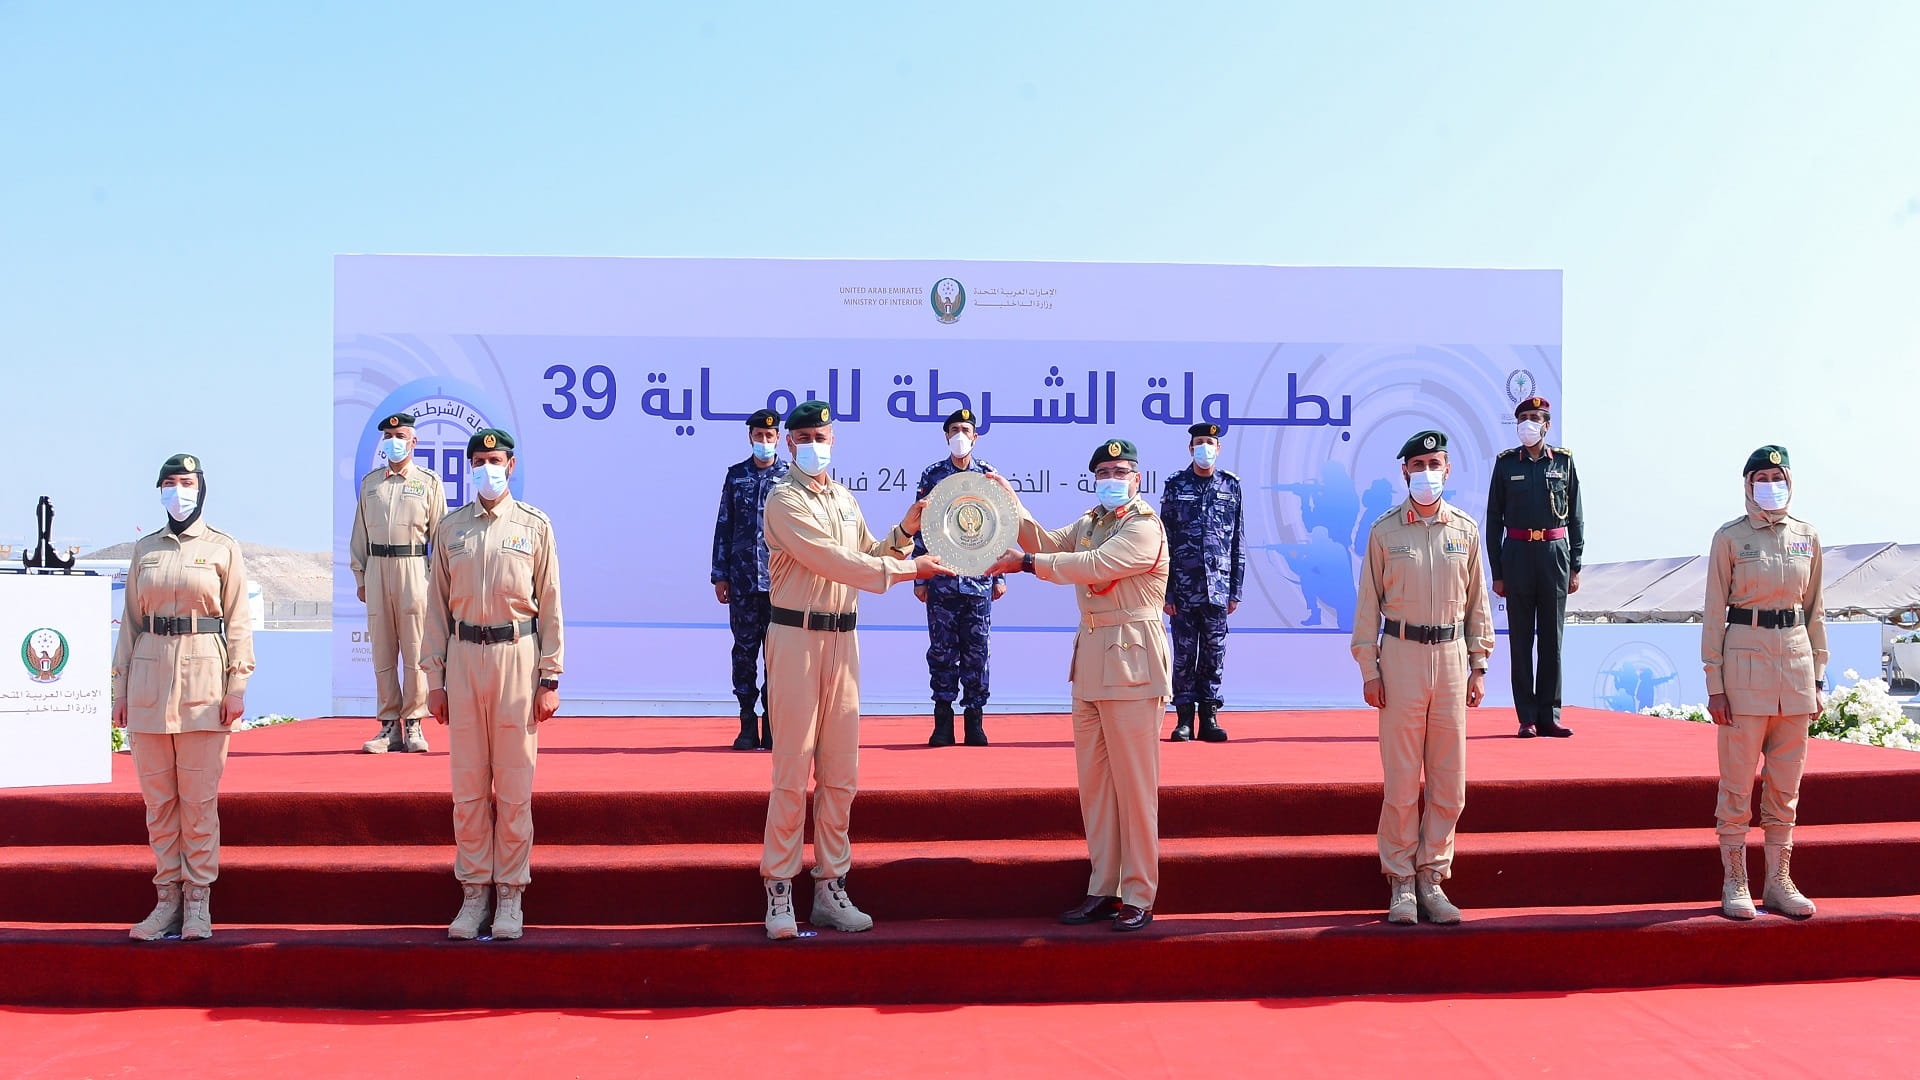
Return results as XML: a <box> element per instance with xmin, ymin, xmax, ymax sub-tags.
<box><xmin>943</xmin><ymin>408</ymin><xmax>977</xmax><ymax>433</ymax></box>
<box><xmin>1398</xmin><ymin>430</ymin><xmax>1448</xmax><ymax>460</ymax></box>
<box><xmin>467</xmin><ymin>428</ymin><xmax>515</xmax><ymax>457</ymax></box>
<box><xmin>378</xmin><ymin>412</ymin><xmax>417</xmax><ymax>431</ymax></box>
<box><xmin>746</xmin><ymin>408</ymin><xmax>782</xmax><ymax>430</ymax></box>
<box><xmin>1514</xmin><ymin>397</ymin><xmax>1551</xmax><ymax>419</ymax></box>
<box><xmin>1743</xmin><ymin>444</ymin><xmax>1790</xmax><ymax>475</ymax></box>
<box><xmin>786</xmin><ymin>401</ymin><xmax>834</xmax><ymax>430</ymax></box>
<box><xmin>155</xmin><ymin>453</ymin><xmax>202</xmax><ymax>486</ymax></box>
<box><xmin>1088</xmin><ymin>438</ymin><xmax>1140</xmax><ymax>470</ymax></box>
<box><xmin>1188</xmin><ymin>422</ymin><xmax>1223</xmax><ymax>438</ymax></box>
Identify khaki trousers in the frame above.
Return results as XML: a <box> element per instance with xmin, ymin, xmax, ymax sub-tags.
<box><xmin>761</xmin><ymin>622</ymin><xmax>861</xmax><ymax>881</ymax></box>
<box><xmin>1073</xmin><ymin>695</ymin><xmax>1164</xmax><ymax>908</ymax></box>
<box><xmin>131</xmin><ymin>730</ymin><xmax>231</xmax><ymax>886</ymax></box>
<box><xmin>1376</xmin><ymin>636</ymin><xmax>1468</xmax><ymax>878</ymax></box>
<box><xmin>367</xmin><ymin>553</ymin><xmax>431</xmax><ymax>723</ymax></box>
<box><xmin>447</xmin><ymin>636</ymin><xmax>540</xmax><ymax>885</ymax></box>
<box><xmin>1716</xmin><ymin>713</ymin><xmax>1810</xmax><ymax>843</ymax></box>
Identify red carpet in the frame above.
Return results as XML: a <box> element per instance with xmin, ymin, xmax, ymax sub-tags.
<box><xmin>4</xmin><ymin>708</ymin><xmax>1919</xmax><ymax>1009</ymax></box>
<box><xmin>6</xmin><ymin>978</ymin><xmax>1919</xmax><ymax>1079</ymax></box>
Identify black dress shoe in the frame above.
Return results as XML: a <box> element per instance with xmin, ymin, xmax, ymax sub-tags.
<box><xmin>1113</xmin><ymin>904</ymin><xmax>1153</xmax><ymax>931</ymax></box>
<box><xmin>1059</xmin><ymin>894</ymin><xmax>1122</xmax><ymax>924</ymax></box>
<box><xmin>1537</xmin><ymin>720</ymin><xmax>1574</xmax><ymax>738</ymax></box>
<box><xmin>1516</xmin><ymin>723</ymin><xmax>1537</xmax><ymax>739</ymax></box>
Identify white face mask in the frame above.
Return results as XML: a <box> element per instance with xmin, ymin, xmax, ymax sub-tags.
<box><xmin>380</xmin><ymin>437</ymin><xmax>409</xmax><ymax>464</ymax></box>
<box><xmin>1517</xmin><ymin>420</ymin><xmax>1545</xmax><ymax>447</ymax></box>
<box><xmin>750</xmin><ymin>442</ymin><xmax>777</xmax><ymax>463</ymax></box>
<box><xmin>947</xmin><ymin>433</ymin><xmax>974</xmax><ymax>460</ymax></box>
<box><xmin>794</xmin><ymin>441</ymin><xmax>831</xmax><ymax>477</ymax></box>
<box><xmin>1407</xmin><ymin>470</ymin><xmax>1446</xmax><ymax>506</ymax></box>
<box><xmin>1096</xmin><ymin>477</ymin><xmax>1133</xmax><ymax>510</ymax></box>
<box><xmin>1752</xmin><ymin>479</ymin><xmax>1790</xmax><ymax>511</ymax></box>
<box><xmin>160</xmin><ymin>485</ymin><xmax>198</xmax><ymax>522</ymax></box>
<box><xmin>1192</xmin><ymin>443</ymin><xmax>1219</xmax><ymax>468</ymax></box>
<box><xmin>470</xmin><ymin>463</ymin><xmax>510</xmax><ymax>501</ymax></box>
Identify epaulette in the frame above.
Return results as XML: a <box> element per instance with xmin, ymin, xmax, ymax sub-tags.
<box><xmin>1497</xmin><ymin>447</ymin><xmax>1519</xmax><ymax>459</ymax></box>
<box><xmin>1218</xmin><ymin>468</ymin><xmax>1240</xmax><ymax>482</ymax></box>
<box><xmin>1372</xmin><ymin>506</ymin><xmax>1401</xmax><ymax>528</ymax></box>
<box><xmin>512</xmin><ymin>501</ymin><xmax>552</xmax><ymax>526</ymax></box>
<box><xmin>1553</xmin><ymin>445</ymin><xmax>1571</xmax><ymax>456</ymax></box>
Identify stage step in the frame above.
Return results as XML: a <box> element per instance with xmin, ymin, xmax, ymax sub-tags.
<box><xmin>6</xmin><ymin>823</ymin><xmax>1918</xmax><ymax>925</ymax></box>
<box><xmin>7</xmin><ymin>768</ymin><xmax>1920</xmax><ymax>847</ymax></box>
<box><xmin>5</xmin><ymin>896</ymin><xmax>1919</xmax><ymax>1009</ymax></box>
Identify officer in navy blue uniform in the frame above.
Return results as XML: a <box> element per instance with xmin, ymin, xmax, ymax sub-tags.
<box><xmin>913</xmin><ymin>408</ymin><xmax>1007</xmax><ymax>747</ymax></box>
<box><xmin>712</xmin><ymin>408</ymin><xmax>789</xmax><ymax>750</ymax></box>
<box><xmin>1160</xmin><ymin>421</ymin><xmax>1244</xmax><ymax>742</ymax></box>
<box><xmin>1485</xmin><ymin>396</ymin><xmax>1584</xmax><ymax>739</ymax></box>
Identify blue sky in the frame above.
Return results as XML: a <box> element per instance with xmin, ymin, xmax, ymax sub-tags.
<box><xmin>3</xmin><ymin>2</ymin><xmax>1915</xmax><ymax>559</ymax></box>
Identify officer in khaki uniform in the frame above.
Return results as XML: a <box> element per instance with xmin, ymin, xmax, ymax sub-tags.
<box><xmin>986</xmin><ymin>438</ymin><xmax>1172</xmax><ymax>932</ymax></box>
<box><xmin>1703</xmin><ymin>444</ymin><xmax>1824</xmax><ymax>920</ymax></box>
<box><xmin>350</xmin><ymin>411</ymin><xmax>447</xmax><ymax>754</ymax></box>
<box><xmin>1351</xmin><ymin>431</ymin><xmax>1494</xmax><ymax>926</ymax></box>
<box><xmin>112</xmin><ymin>453</ymin><xmax>255</xmax><ymax>941</ymax></box>
<box><xmin>757</xmin><ymin>401</ymin><xmax>952</xmax><ymax>940</ymax></box>
<box><xmin>424</xmin><ymin>428</ymin><xmax>563</xmax><ymax>941</ymax></box>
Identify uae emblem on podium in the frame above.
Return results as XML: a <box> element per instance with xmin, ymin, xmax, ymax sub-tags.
<box><xmin>22</xmin><ymin>627</ymin><xmax>69</xmax><ymax>683</ymax></box>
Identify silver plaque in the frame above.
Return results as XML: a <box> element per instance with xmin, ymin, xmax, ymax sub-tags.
<box><xmin>922</xmin><ymin>472</ymin><xmax>1021</xmax><ymax>577</ymax></box>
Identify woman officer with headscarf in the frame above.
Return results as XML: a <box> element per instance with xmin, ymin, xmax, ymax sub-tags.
<box><xmin>111</xmin><ymin>453</ymin><xmax>255</xmax><ymax>940</ymax></box>
<box><xmin>1702</xmin><ymin>444</ymin><xmax>1824</xmax><ymax>920</ymax></box>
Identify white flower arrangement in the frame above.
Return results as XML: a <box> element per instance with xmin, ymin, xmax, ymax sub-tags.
<box><xmin>1894</xmin><ymin>630</ymin><xmax>1920</xmax><ymax>644</ymax></box>
<box><xmin>1642</xmin><ymin>669</ymin><xmax>1919</xmax><ymax>752</ymax></box>
<box><xmin>1640</xmin><ymin>703</ymin><xmax>1711</xmax><ymax>724</ymax></box>
<box><xmin>111</xmin><ymin>713</ymin><xmax>304</xmax><ymax>751</ymax></box>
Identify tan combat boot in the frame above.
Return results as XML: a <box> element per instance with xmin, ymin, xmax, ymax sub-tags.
<box><xmin>1387</xmin><ymin>875</ymin><xmax>1418</xmax><ymax>924</ymax></box>
<box><xmin>129</xmin><ymin>882</ymin><xmax>183</xmax><ymax>941</ymax></box>
<box><xmin>810</xmin><ymin>875</ymin><xmax>875</xmax><ymax>933</ymax></box>
<box><xmin>764</xmin><ymin>878</ymin><xmax>798</xmax><ymax>940</ymax></box>
<box><xmin>362</xmin><ymin>721</ymin><xmax>399</xmax><ymax>754</ymax></box>
<box><xmin>1417</xmin><ymin>870</ymin><xmax>1462</xmax><ymax>924</ymax></box>
<box><xmin>403</xmin><ymin>719</ymin><xmax>430</xmax><ymax>753</ymax></box>
<box><xmin>1763</xmin><ymin>843</ymin><xmax>1816</xmax><ymax>918</ymax></box>
<box><xmin>1720</xmin><ymin>840</ymin><xmax>1756</xmax><ymax>920</ymax></box>
<box><xmin>492</xmin><ymin>883</ymin><xmax>526</xmax><ymax>940</ymax></box>
<box><xmin>448</xmin><ymin>882</ymin><xmax>490</xmax><ymax>940</ymax></box>
<box><xmin>179</xmin><ymin>883</ymin><xmax>213</xmax><ymax>940</ymax></box>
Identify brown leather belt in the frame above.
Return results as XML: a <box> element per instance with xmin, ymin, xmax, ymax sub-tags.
<box><xmin>1506</xmin><ymin>527</ymin><xmax>1568</xmax><ymax>541</ymax></box>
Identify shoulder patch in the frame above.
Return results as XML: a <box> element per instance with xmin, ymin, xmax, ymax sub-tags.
<box><xmin>1218</xmin><ymin>468</ymin><xmax>1240</xmax><ymax>483</ymax></box>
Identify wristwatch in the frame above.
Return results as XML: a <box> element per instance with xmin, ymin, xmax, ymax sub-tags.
<box><xmin>539</xmin><ymin>678</ymin><xmax>560</xmax><ymax>691</ymax></box>
<box><xmin>1022</xmin><ymin>553</ymin><xmax>1036</xmax><ymax>574</ymax></box>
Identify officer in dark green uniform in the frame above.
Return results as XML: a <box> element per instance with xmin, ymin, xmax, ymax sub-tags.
<box><xmin>1484</xmin><ymin>396</ymin><xmax>1583</xmax><ymax>738</ymax></box>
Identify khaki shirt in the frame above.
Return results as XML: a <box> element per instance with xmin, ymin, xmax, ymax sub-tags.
<box><xmin>1351</xmin><ymin>498</ymin><xmax>1496</xmax><ymax>679</ymax></box>
<box><xmin>423</xmin><ymin>492</ymin><xmax>564</xmax><ymax>689</ymax></box>
<box><xmin>349</xmin><ymin>461</ymin><xmax>448</xmax><ymax>586</ymax></box>
<box><xmin>1019</xmin><ymin>498</ymin><xmax>1173</xmax><ymax>701</ymax></box>
<box><xmin>1702</xmin><ymin>510</ymin><xmax>1827</xmax><ymax>714</ymax></box>
<box><xmin>762</xmin><ymin>470</ymin><xmax>916</xmax><ymax>613</ymax></box>
<box><xmin>111</xmin><ymin>518</ymin><xmax>256</xmax><ymax>733</ymax></box>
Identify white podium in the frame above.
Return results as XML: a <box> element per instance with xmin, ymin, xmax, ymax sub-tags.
<box><xmin>0</xmin><ymin>572</ymin><xmax>111</xmax><ymax>788</ymax></box>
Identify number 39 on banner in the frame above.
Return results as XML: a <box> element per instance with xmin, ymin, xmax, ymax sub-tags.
<box><xmin>543</xmin><ymin>364</ymin><xmax>617</xmax><ymax>420</ymax></box>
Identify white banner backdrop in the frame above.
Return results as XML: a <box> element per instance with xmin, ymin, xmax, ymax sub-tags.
<box><xmin>334</xmin><ymin>257</ymin><xmax>1562</xmax><ymax>713</ymax></box>
<box><xmin>1</xmin><ymin>574</ymin><xmax>111</xmax><ymax>787</ymax></box>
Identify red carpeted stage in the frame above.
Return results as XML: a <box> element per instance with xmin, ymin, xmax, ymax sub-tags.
<box><xmin>3</xmin><ymin>708</ymin><xmax>1918</xmax><ymax>1010</ymax></box>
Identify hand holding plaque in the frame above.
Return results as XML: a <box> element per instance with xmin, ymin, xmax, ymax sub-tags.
<box><xmin>922</xmin><ymin>472</ymin><xmax>1021</xmax><ymax>577</ymax></box>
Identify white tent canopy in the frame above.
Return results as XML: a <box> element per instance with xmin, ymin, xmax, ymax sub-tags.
<box><xmin>1570</xmin><ymin>542</ymin><xmax>1920</xmax><ymax>623</ymax></box>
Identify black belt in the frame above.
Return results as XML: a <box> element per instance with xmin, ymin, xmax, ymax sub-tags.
<box><xmin>770</xmin><ymin>605</ymin><xmax>857</xmax><ymax>632</ymax></box>
<box><xmin>1381</xmin><ymin>618</ymin><xmax>1462</xmax><ymax>645</ymax></box>
<box><xmin>1728</xmin><ymin>606</ymin><xmax>1804</xmax><ymax>629</ymax></box>
<box><xmin>369</xmin><ymin>542</ymin><xmax>428</xmax><ymax>558</ymax></box>
<box><xmin>457</xmin><ymin>619</ymin><xmax>538</xmax><ymax>644</ymax></box>
<box><xmin>142</xmin><ymin>615</ymin><xmax>226</xmax><ymax>636</ymax></box>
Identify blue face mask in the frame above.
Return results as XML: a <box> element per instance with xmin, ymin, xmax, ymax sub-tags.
<box><xmin>1408</xmin><ymin>470</ymin><xmax>1446</xmax><ymax>506</ymax></box>
<box><xmin>471</xmin><ymin>463</ymin><xmax>510</xmax><ymax>501</ymax></box>
<box><xmin>160</xmin><ymin>485</ymin><xmax>198</xmax><ymax>522</ymax></box>
<box><xmin>1096</xmin><ymin>477</ymin><xmax>1133</xmax><ymax>511</ymax></box>
<box><xmin>751</xmin><ymin>442</ymin><xmax>777</xmax><ymax>464</ymax></box>
<box><xmin>379</xmin><ymin>437</ymin><xmax>409</xmax><ymax>464</ymax></box>
<box><xmin>1192</xmin><ymin>443</ymin><xmax>1219</xmax><ymax>468</ymax></box>
<box><xmin>794</xmin><ymin>441</ymin><xmax>831</xmax><ymax>477</ymax></box>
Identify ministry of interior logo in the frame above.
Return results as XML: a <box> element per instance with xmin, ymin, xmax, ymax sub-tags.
<box><xmin>931</xmin><ymin>278</ymin><xmax>966</xmax><ymax>324</ymax></box>
<box><xmin>21</xmin><ymin>627</ymin><xmax>69</xmax><ymax>683</ymax></box>
<box><xmin>1505</xmin><ymin>369</ymin><xmax>1537</xmax><ymax>405</ymax></box>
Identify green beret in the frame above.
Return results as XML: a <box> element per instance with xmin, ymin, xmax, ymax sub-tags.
<box><xmin>155</xmin><ymin>453</ymin><xmax>202</xmax><ymax>486</ymax></box>
<box><xmin>1744</xmin><ymin>444</ymin><xmax>1790</xmax><ymax>475</ymax></box>
<box><xmin>1088</xmin><ymin>438</ymin><xmax>1139</xmax><ymax>470</ymax></box>
<box><xmin>943</xmin><ymin>408</ymin><xmax>977</xmax><ymax>433</ymax></box>
<box><xmin>1397</xmin><ymin>430</ymin><xmax>1448</xmax><ymax>460</ymax></box>
<box><xmin>467</xmin><ymin>428</ymin><xmax>515</xmax><ymax>457</ymax></box>
<box><xmin>1188</xmin><ymin>422</ymin><xmax>1224</xmax><ymax>438</ymax></box>
<box><xmin>1514</xmin><ymin>396</ymin><xmax>1551</xmax><ymax>419</ymax></box>
<box><xmin>786</xmin><ymin>400</ymin><xmax>834</xmax><ymax>430</ymax></box>
<box><xmin>746</xmin><ymin>408</ymin><xmax>781</xmax><ymax>430</ymax></box>
<box><xmin>378</xmin><ymin>412</ymin><xmax>417</xmax><ymax>431</ymax></box>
